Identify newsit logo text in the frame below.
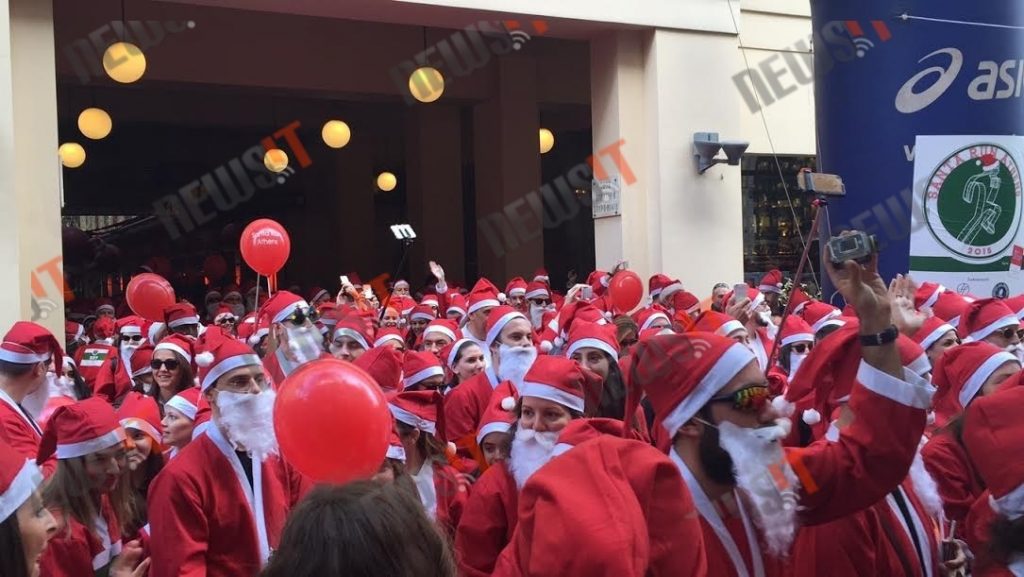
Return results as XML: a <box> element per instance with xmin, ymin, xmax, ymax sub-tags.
<box><xmin>897</xmin><ymin>47</ymin><xmax>1024</xmax><ymax>114</ymax></box>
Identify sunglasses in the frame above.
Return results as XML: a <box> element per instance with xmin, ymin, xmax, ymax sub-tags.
<box><xmin>530</xmin><ymin>299</ymin><xmax>551</xmax><ymax>307</ymax></box>
<box><xmin>282</xmin><ymin>307</ymin><xmax>319</xmax><ymax>327</ymax></box>
<box><xmin>216</xmin><ymin>317</ymin><xmax>237</xmax><ymax>325</ymax></box>
<box><xmin>150</xmin><ymin>359</ymin><xmax>180</xmax><ymax>371</ymax></box>
<box><xmin>791</xmin><ymin>343</ymin><xmax>812</xmax><ymax>354</ymax></box>
<box><xmin>997</xmin><ymin>326</ymin><xmax>1024</xmax><ymax>341</ymax></box>
<box><xmin>122</xmin><ymin>334</ymin><xmax>144</xmax><ymax>342</ymax></box>
<box><xmin>708</xmin><ymin>384</ymin><xmax>771</xmax><ymax>414</ymax></box>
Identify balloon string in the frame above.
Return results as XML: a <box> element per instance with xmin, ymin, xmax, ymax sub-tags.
<box><xmin>899</xmin><ymin>13</ymin><xmax>1024</xmax><ymax>30</ymax></box>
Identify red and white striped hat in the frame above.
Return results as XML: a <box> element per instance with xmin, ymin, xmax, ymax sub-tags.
<box><xmin>467</xmin><ymin>278</ymin><xmax>503</xmax><ymax>315</ymax></box>
<box><xmin>373</xmin><ymin>327</ymin><xmax>406</xmax><ymax>349</ymax></box>
<box><xmin>631</xmin><ymin>306</ymin><xmax>672</xmax><ymax>332</ymax></box>
<box><xmin>420</xmin><ymin>294</ymin><xmax>440</xmax><ymax>309</ymax></box>
<box><xmin>332</xmin><ymin>316</ymin><xmax>372</xmax><ymax>350</ymax></box>
<box><xmin>477</xmin><ymin>381</ymin><xmax>519</xmax><ymax>444</ymax></box>
<box><xmin>789</xmin><ymin>288</ymin><xmax>812</xmax><ymax>315</ymax></box>
<box><xmin>897</xmin><ymin>336</ymin><xmax>931</xmax><ymax>380</ymax></box>
<box><xmin>519</xmin><ymin>356</ymin><xmax>590</xmax><ymax>414</ymax></box>
<box><xmin>389</xmin><ymin>390</ymin><xmax>445</xmax><ymax>437</ymax></box>
<box><xmin>533</xmin><ymin>268</ymin><xmax>550</xmax><ymax>284</ymax></box>
<box><xmin>194</xmin><ymin>329</ymin><xmax>262</xmax><ymax>391</ymax></box>
<box><xmin>117</xmin><ymin>391</ymin><xmax>162</xmax><ymax>445</ymax></box>
<box><xmin>485</xmin><ymin>306</ymin><xmax>529</xmax><ymax>346</ymax></box>
<box><xmin>779</xmin><ymin>315</ymin><xmax>814</xmax><ymax>347</ymax></box>
<box><xmin>115</xmin><ymin>315</ymin><xmax>145</xmax><ymax>337</ymax></box>
<box><xmin>932</xmin><ymin>341</ymin><xmax>1018</xmax><ymax>427</ymax></box>
<box><xmin>505</xmin><ymin>277</ymin><xmax>528</xmax><ymax>298</ymax></box>
<box><xmin>690</xmin><ymin>310</ymin><xmax>744</xmax><ymax>338</ymax></box>
<box><xmin>758</xmin><ymin>269</ymin><xmax>784</xmax><ymax>295</ymax></box>
<box><xmin>914</xmin><ymin>282</ymin><xmax>947</xmax><ymax>310</ymax></box>
<box><xmin>154</xmin><ymin>334</ymin><xmax>195</xmax><ymax>367</ymax></box>
<box><xmin>38</xmin><ymin>397</ymin><xmax>126</xmax><ymax>461</ymax></box>
<box><xmin>669</xmin><ymin>291</ymin><xmax>701</xmax><ymax>316</ymax></box>
<box><xmin>931</xmin><ymin>292</ymin><xmax>970</xmax><ymax>328</ymax></box>
<box><xmin>565</xmin><ymin>322</ymin><xmax>620</xmax><ymax>361</ymax></box>
<box><xmin>165</xmin><ymin>387</ymin><xmax>202</xmax><ymax>421</ymax></box>
<box><xmin>958</xmin><ymin>298</ymin><xmax>1019</xmax><ymax>343</ymax></box>
<box><xmin>1004</xmin><ymin>294</ymin><xmax>1024</xmax><ymax>321</ymax></box>
<box><xmin>259</xmin><ymin>291</ymin><xmax>309</xmax><ymax>325</ymax></box>
<box><xmin>386</xmin><ymin>427</ymin><xmax>406</xmax><ymax>462</ymax></box>
<box><xmin>409</xmin><ymin>304</ymin><xmax>436</xmax><ymax>323</ymax></box>
<box><xmin>446</xmin><ymin>293</ymin><xmax>468</xmax><ymax>318</ymax></box>
<box><xmin>402</xmin><ymin>350</ymin><xmax>444</xmax><ymax>390</ymax></box>
<box><xmin>163</xmin><ymin>303</ymin><xmax>200</xmax><ymax>329</ymax></box>
<box><xmin>424</xmin><ymin>319</ymin><xmax>461</xmax><ymax>343</ymax></box>
<box><xmin>0</xmin><ymin>442</ymin><xmax>43</xmax><ymax>521</ymax></box>
<box><xmin>800</xmin><ymin>301</ymin><xmax>845</xmax><ymax>333</ymax></box>
<box><xmin>912</xmin><ymin>316</ymin><xmax>957</xmax><ymax>352</ymax></box>
<box><xmin>525</xmin><ymin>281</ymin><xmax>550</xmax><ymax>301</ymax></box>
<box><xmin>129</xmin><ymin>343</ymin><xmax>155</xmax><ymax>378</ymax></box>
<box><xmin>0</xmin><ymin>321</ymin><xmax>63</xmax><ymax>370</ymax></box>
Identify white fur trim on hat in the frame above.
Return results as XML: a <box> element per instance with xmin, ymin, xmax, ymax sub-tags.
<box><xmin>565</xmin><ymin>338</ymin><xmax>617</xmax><ymax>362</ymax></box>
<box><xmin>476</xmin><ymin>421</ymin><xmax>513</xmax><ymax>444</ymax></box>
<box><xmin>485</xmin><ymin>311</ymin><xmax>528</xmax><ymax>345</ymax></box>
<box><xmin>388</xmin><ymin>404</ymin><xmax>436</xmax><ymax>435</ymax></box>
<box><xmin>56</xmin><ymin>428</ymin><xmax>127</xmax><ymax>460</ymax></box>
<box><xmin>374</xmin><ymin>333</ymin><xmax>405</xmax><ymax>348</ymax></box>
<box><xmin>639</xmin><ymin>312</ymin><xmax>671</xmax><ymax>332</ymax></box>
<box><xmin>919</xmin><ymin>322</ymin><xmax>956</xmax><ymax>352</ymax></box>
<box><xmin>119</xmin><ymin>326</ymin><xmax>143</xmax><ymax>336</ymax></box>
<box><xmin>200</xmin><ymin>353</ymin><xmax>262</xmax><ymax>391</ymax></box>
<box><xmin>403</xmin><ymin>366</ymin><xmax>445</xmax><ymax>389</ymax></box>
<box><xmin>992</xmin><ymin>482</ymin><xmax>1024</xmax><ymax>520</ymax></box>
<box><xmin>167</xmin><ymin>316</ymin><xmax>200</xmax><ymax>329</ymax></box>
<box><xmin>120</xmin><ymin>418</ymin><xmax>161</xmax><ymax>444</ymax></box>
<box><xmin>154</xmin><ymin>342</ymin><xmax>192</xmax><ymax>364</ymax></box>
<box><xmin>424</xmin><ymin>325</ymin><xmax>457</xmax><ymax>342</ymax></box>
<box><xmin>468</xmin><ymin>298</ymin><xmax>500</xmax><ymax>315</ymax></box>
<box><xmin>660</xmin><ymin>343</ymin><xmax>756</xmax><ymax>439</ymax></box>
<box><xmin>332</xmin><ymin>328</ymin><xmax>369</xmax><ymax>350</ymax></box>
<box><xmin>0</xmin><ymin>459</ymin><xmax>42</xmax><ymax>521</ymax></box>
<box><xmin>519</xmin><ymin>381</ymin><xmax>585</xmax><ymax>414</ymax></box>
<box><xmin>921</xmin><ymin>286</ymin><xmax>945</xmax><ymax>310</ymax></box>
<box><xmin>781</xmin><ymin>332</ymin><xmax>814</xmax><ymax>347</ymax></box>
<box><xmin>165</xmin><ymin>396</ymin><xmax>198</xmax><ymax>421</ymax></box>
<box><xmin>525</xmin><ymin>288</ymin><xmax>550</xmax><ymax>300</ymax></box>
<box><xmin>964</xmin><ymin>315</ymin><xmax>1019</xmax><ymax>343</ymax></box>
<box><xmin>660</xmin><ymin>283</ymin><xmax>684</xmax><ymax>301</ymax></box>
<box><xmin>959</xmin><ymin>351</ymin><xmax>1019</xmax><ymax>408</ymax></box>
<box><xmin>714</xmin><ymin>320</ymin><xmax>745</xmax><ymax>338</ymax></box>
<box><xmin>272</xmin><ymin>300</ymin><xmax>309</xmax><ymax>324</ymax></box>
<box><xmin>906</xmin><ymin>353</ymin><xmax>931</xmax><ymax>379</ymax></box>
<box><xmin>809</xmin><ymin>311</ymin><xmax>842</xmax><ymax>333</ymax></box>
<box><xmin>758</xmin><ymin>284</ymin><xmax>782</xmax><ymax>295</ymax></box>
<box><xmin>386</xmin><ymin>444</ymin><xmax>406</xmax><ymax>462</ymax></box>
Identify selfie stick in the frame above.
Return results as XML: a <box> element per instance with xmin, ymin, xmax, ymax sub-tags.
<box><xmin>765</xmin><ymin>197</ymin><xmax>830</xmax><ymax>376</ymax></box>
<box><xmin>378</xmin><ymin>236</ymin><xmax>416</xmax><ymax>322</ymax></box>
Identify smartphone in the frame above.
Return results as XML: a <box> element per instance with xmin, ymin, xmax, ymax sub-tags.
<box><xmin>732</xmin><ymin>282</ymin><xmax>748</xmax><ymax>305</ymax></box>
<box><xmin>581</xmin><ymin>286</ymin><xmax>593</xmax><ymax>300</ymax></box>
<box><xmin>339</xmin><ymin>275</ymin><xmax>350</xmax><ymax>286</ymax></box>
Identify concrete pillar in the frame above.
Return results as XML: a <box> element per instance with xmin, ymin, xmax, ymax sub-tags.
<box><xmin>406</xmin><ymin>105</ymin><xmax>465</xmax><ymax>283</ymax></box>
<box><xmin>591</xmin><ymin>29</ymin><xmax>745</xmax><ymax>301</ymax></box>
<box><xmin>472</xmin><ymin>57</ymin><xmax>543</xmax><ymax>282</ymax></box>
<box><xmin>0</xmin><ymin>0</ymin><xmax>64</xmax><ymax>335</ymax></box>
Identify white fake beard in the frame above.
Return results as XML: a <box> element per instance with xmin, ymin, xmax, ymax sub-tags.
<box><xmin>276</xmin><ymin>325</ymin><xmax>324</xmax><ymax>377</ymax></box>
<box><xmin>788</xmin><ymin>352</ymin><xmax>807</xmax><ymax>379</ymax></box>
<box><xmin>529</xmin><ymin>304</ymin><xmax>545</xmax><ymax>330</ymax></box>
<box><xmin>120</xmin><ymin>342</ymin><xmax>141</xmax><ymax>365</ymax></box>
<box><xmin>756</xmin><ymin>310</ymin><xmax>772</xmax><ymax>327</ymax></box>
<box><xmin>497</xmin><ymin>344</ymin><xmax>537</xmax><ymax>387</ymax></box>
<box><xmin>909</xmin><ymin>448</ymin><xmax>944</xmax><ymax>518</ymax></box>
<box><xmin>21</xmin><ymin>374</ymin><xmax>54</xmax><ymax>421</ymax></box>
<box><xmin>216</xmin><ymin>389</ymin><xmax>279</xmax><ymax>461</ymax></box>
<box><xmin>1007</xmin><ymin>343</ymin><xmax>1024</xmax><ymax>363</ymax></box>
<box><xmin>718</xmin><ymin>419</ymin><xmax>801</xmax><ymax>558</ymax></box>
<box><xmin>508</xmin><ymin>427</ymin><xmax>559</xmax><ymax>489</ymax></box>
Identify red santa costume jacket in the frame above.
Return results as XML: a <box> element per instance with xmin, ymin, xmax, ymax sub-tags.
<box><xmin>146</xmin><ymin>424</ymin><xmax>311</xmax><ymax>577</ymax></box>
<box><xmin>39</xmin><ymin>495</ymin><xmax>123</xmax><ymax>576</ymax></box>
<box><xmin>455</xmin><ymin>462</ymin><xmax>519</xmax><ymax>577</ymax></box>
<box><xmin>669</xmin><ymin>362</ymin><xmax>933</xmax><ymax>577</ymax></box>
<box><xmin>921</xmin><ymin>428</ymin><xmax>985</xmax><ymax>523</ymax></box>
<box><xmin>444</xmin><ymin>365</ymin><xmax>499</xmax><ymax>444</ymax></box>
<box><xmin>791</xmin><ymin>478</ymin><xmax>941</xmax><ymax>577</ymax></box>
<box><xmin>92</xmin><ymin>354</ymin><xmax>133</xmax><ymax>404</ymax></box>
<box><xmin>74</xmin><ymin>342</ymin><xmax>118</xmax><ymax>391</ymax></box>
<box><xmin>0</xmin><ymin>389</ymin><xmax>55</xmax><ymax>476</ymax></box>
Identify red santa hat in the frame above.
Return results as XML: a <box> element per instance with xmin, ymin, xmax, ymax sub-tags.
<box><xmin>898</xmin><ymin>336</ymin><xmax>931</xmax><ymax>379</ymax></box>
<box><xmin>957</xmin><ymin>298</ymin><xmax>1019</xmax><ymax>342</ymax></box>
<box><xmin>442</xmin><ymin>338</ymin><xmax>476</xmax><ymax>370</ymax></box>
<box><xmin>307</xmin><ymin>286</ymin><xmax>330</xmax><ymax>304</ymax></box>
<box><xmin>390</xmin><ymin>295</ymin><xmax>417</xmax><ymax>316</ymax></box>
<box><xmin>386</xmin><ymin>428</ymin><xmax>406</xmax><ymax>462</ymax></box>
<box><xmin>117</xmin><ymin>391</ymin><xmax>162</xmax><ymax>445</ymax></box>
<box><xmin>154</xmin><ymin>334</ymin><xmax>195</xmax><ymax>367</ymax></box>
<box><xmin>477</xmin><ymin>381</ymin><xmax>519</xmax><ymax>444</ymax></box>
<box><xmin>631</xmin><ymin>305</ymin><xmax>672</xmax><ymax>332</ymax></box>
<box><xmin>402</xmin><ymin>350</ymin><xmax>444</xmax><ymax>389</ymax></box>
<box><xmin>912</xmin><ymin>316</ymin><xmax>957</xmax><ymax>352</ymax></box>
<box><xmin>962</xmin><ymin>385</ymin><xmax>1024</xmax><ymax>520</ymax></box>
<box><xmin>669</xmin><ymin>291</ymin><xmax>700</xmax><ymax>315</ymax></box>
<box><xmin>914</xmin><ymin>282</ymin><xmax>947</xmax><ymax>310</ymax></box>
<box><xmin>519</xmin><ymin>356</ymin><xmax>592</xmax><ymax>414</ymax></box>
<box><xmin>38</xmin><ymin>397</ymin><xmax>127</xmax><ymax>462</ymax></box>
<box><xmin>931</xmin><ymin>341</ymin><xmax>1019</xmax><ymax>428</ymax></box>
<box><xmin>409</xmin><ymin>304</ymin><xmax>436</xmax><ymax>323</ymax></box>
<box><xmin>485</xmin><ymin>305</ymin><xmax>529</xmax><ymax>346</ymax></box>
<box><xmin>95</xmin><ymin>298</ymin><xmax>116</xmax><ymax>316</ymax></box>
<box><xmin>259</xmin><ymin>291</ymin><xmax>309</xmax><ymax>325</ymax></box>
<box><xmin>0</xmin><ymin>321</ymin><xmax>63</xmax><ymax>370</ymax></box>
<box><xmin>317</xmin><ymin>305</ymin><xmax>343</xmax><ymax>330</ymax></box>
<box><xmin>467</xmin><ymin>278</ymin><xmax>503</xmax><ymax>315</ymax></box>
<box><xmin>648</xmin><ymin>274</ymin><xmax>672</xmax><ymax>300</ymax></box>
<box><xmin>587</xmin><ymin>270</ymin><xmax>610</xmax><ymax>297</ymax></box>
<box><xmin>800</xmin><ymin>301</ymin><xmax>845</xmax><ymax>333</ymax></box>
<box><xmin>1003</xmin><ymin>294</ymin><xmax>1024</xmax><ymax>321</ymax></box>
<box><xmin>194</xmin><ymin>328</ymin><xmax>262</xmax><ymax>391</ymax></box>
<box><xmin>420</xmin><ymin>294</ymin><xmax>440</xmax><ymax>309</ymax></box>
<box><xmin>353</xmin><ymin>346</ymin><xmax>404</xmax><ymax>393</ymax></box>
<box><xmin>373</xmin><ymin>327</ymin><xmax>406</xmax><ymax>349</ymax></box>
<box><xmin>690</xmin><ymin>310</ymin><xmax>745</xmax><ymax>337</ymax></box>
<box><xmin>931</xmin><ymin>292</ymin><xmax>970</xmax><ymax>327</ymax></box>
<box><xmin>129</xmin><ymin>343</ymin><xmax>155</xmax><ymax>378</ymax></box>
<box><xmin>565</xmin><ymin>322</ymin><xmax>620</xmax><ymax>361</ymax></box>
<box><xmin>213</xmin><ymin>306</ymin><xmax>236</xmax><ymax>324</ymax></box>
<box><xmin>779</xmin><ymin>315</ymin><xmax>814</xmax><ymax>347</ymax></box>
<box><xmin>505</xmin><ymin>277</ymin><xmax>528</xmax><ymax>298</ymax></box>
<box><xmin>424</xmin><ymin>319</ymin><xmax>461</xmax><ymax>343</ymax></box>
<box><xmin>332</xmin><ymin>316</ymin><xmax>372</xmax><ymax>350</ymax></box>
<box><xmin>789</xmin><ymin>287</ymin><xmax>812</xmax><ymax>314</ymax></box>
<box><xmin>165</xmin><ymin>387</ymin><xmax>202</xmax><ymax>421</ymax></box>
<box><xmin>758</xmin><ymin>269</ymin><xmax>784</xmax><ymax>294</ymax></box>
<box><xmin>525</xmin><ymin>281</ymin><xmax>550</xmax><ymax>301</ymax></box>
<box><xmin>630</xmin><ymin>333</ymin><xmax>755</xmax><ymax>438</ymax></box>
<box><xmin>65</xmin><ymin>320</ymin><xmax>85</xmax><ymax>344</ymax></box>
<box><xmin>92</xmin><ymin>316</ymin><xmax>116</xmax><ymax>340</ymax></box>
<box><xmin>0</xmin><ymin>442</ymin><xmax>43</xmax><ymax>522</ymax></box>
<box><xmin>389</xmin><ymin>390</ymin><xmax>446</xmax><ymax>438</ymax></box>
<box><xmin>533</xmin><ymin>268</ymin><xmax>550</xmax><ymax>284</ymax></box>
<box><xmin>115</xmin><ymin>316</ymin><xmax>144</xmax><ymax>337</ymax></box>
<box><xmin>446</xmin><ymin>294</ymin><xmax>468</xmax><ymax>318</ymax></box>
<box><xmin>163</xmin><ymin>303</ymin><xmax>200</xmax><ymax>329</ymax></box>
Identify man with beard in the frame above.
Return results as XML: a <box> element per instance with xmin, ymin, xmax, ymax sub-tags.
<box><xmin>147</xmin><ymin>328</ymin><xmax>311</xmax><ymax>577</ymax></box>
<box><xmin>0</xmin><ymin>321</ymin><xmax>62</xmax><ymax>476</ymax></box>
<box><xmin>956</xmin><ymin>298</ymin><xmax>1023</xmax><ymax>361</ymax></box>
<box><xmin>445</xmin><ymin>305</ymin><xmax>535</xmax><ymax>460</ymax></box>
<box><xmin>456</xmin><ymin>357</ymin><xmax>589</xmax><ymax>577</ymax></box>
<box><xmin>524</xmin><ymin>281</ymin><xmax>553</xmax><ymax>331</ymax></box>
<box><xmin>93</xmin><ymin>316</ymin><xmax>146</xmax><ymax>405</ymax></box>
<box><xmin>258</xmin><ymin>291</ymin><xmax>330</xmax><ymax>386</ymax></box>
<box><xmin>633</xmin><ymin>241</ymin><xmax>935</xmax><ymax>576</ymax></box>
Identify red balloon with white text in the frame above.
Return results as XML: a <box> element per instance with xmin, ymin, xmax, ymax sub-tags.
<box><xmin>239</xmin><ymin>219</ymin><xmax>291</xmax><ymax>276</ymax></box>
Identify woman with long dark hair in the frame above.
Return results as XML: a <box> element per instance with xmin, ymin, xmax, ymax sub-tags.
<box><xmin>441</xmin><ymin>339</ymin><xmax>486</xmax><ymax>394</ymax></box>
<box><xmin>150</xmin><ymin>335</ymin><xmax>196</xmax><ymax>413</ymax></box>
<box><xmin>116</xmin><ymin>392</ymin><xmax>165</xmax><ymax>539</ymax></box>
<box><xmin>0</xmin><ymin>441</ymin><xmax>57</xmax><ymax>577</ymax></box>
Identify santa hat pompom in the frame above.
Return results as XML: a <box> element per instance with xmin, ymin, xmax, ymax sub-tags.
<box><xmin>802</xmin><ymin>408</ymin><xmax>821</xmax><ymax>425</ymax></box>
<box><xmin>771</xmin><ymin>395</ymin><xmax>795</xmax><ymax>418</ymax></box>
<box><xmin>500</xmin><ymin>396</ymin><xmax>516</xmax><ymax>411</ymax></box>
<box><xmin>553</xmin><ymin>335</ymin><xmax>565</xmax><ymax>349</ymax></box>
<box><xmin>602</xmin><ymin>312</ymin><xmax>613</xmax><ymax>321</ymax></box>
<box><xmin>539</xmin><ymin>340</ymin><xmax>553</xmax><ymax>353</ymax></box>
<box><xmin>195</xmin><ymin>351</ymin><xmax>215</xmax><ymax>367</ymax></box>
<box><xmin>497</xmin><ymin>292</ymin><xmax>507</xmax><ymax>303</ymax></box>
<box><xmin>926</xmin><ymin>411</ymin><xmax>936</xmax><ymax>426</ymax></box>
<box><xmin>447</xmin><ymin>441</ymin><xmax>457</xmax><ymax>454</ymax></box>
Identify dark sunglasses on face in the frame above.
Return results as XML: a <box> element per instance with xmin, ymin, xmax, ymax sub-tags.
<box><xmin>283</xmin><ymin>307</ymin><xmax>318</xmax><ymax>327</ymax></box>
<box><xmin>216</xmin><ymin>317</ymin><xmax>237</xmax><ymax>325</ymax></box>
<box><xmin>122</xmin><ymin>334</ymin><xmax>144</xmax><ymax>342</ymax></box>
<box><xmin>150</xmin><ymin>359</ymin><xmax>180</xmax><ymax>371</ymax></box>
<box><xmin>531</xmin><ymin>299</ymin><xmax>551</xmax><ymax>307</ymax></box>
<box><xmin>708</xmin><ymin>384</ymin><xmax>771</xmax><ymax>414</ymax></box>
<box><xmin>791</xmin><ymin>343</ymin><xmax>812</xmax><ymax>354</ymax></box>
<box><xmin>997</xmin><ymin>326</ymin><xmax>1024</xmax><ymax>341</ymax></box>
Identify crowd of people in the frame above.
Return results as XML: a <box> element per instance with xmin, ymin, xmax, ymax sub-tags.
<box><xmin>2</xmin><ymin>234</ymin><xmax>1023</xmax><ymax>576</ymax></box>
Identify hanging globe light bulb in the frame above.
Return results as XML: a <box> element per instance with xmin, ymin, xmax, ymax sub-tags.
<box><xmin>321</xmin><ymin>120</ymin><xmax>352</xmax><ymax>149</ymax></box>
<box><xmin>376</xmin><ymin>172</ymin><xmax>398</xmax><ymax>192</ymax></box>
<box><xmin>103</xmin><ymin>42</ymin><xmax>146</xmax><ymax>84</ymax></box>
<box><xmin>539</xmin><ymin>128</ymin><xmax>555</xmax><ymax>154</ymax></box>
<box><xmin>77</xmin><ymin>108</ymin><xmax>113</xmax><ymax>140</ymax></box>
<box><xmin>264</xmin><ymin>149</ymin><xmax>289</xmax><ymax>173</ymax></box>
<box><xmin>59</xmin><ymin>143</ymin><xmax>86</xmax><ymax>168</ymax></box>
<box><xmin>408</xmin><ymin>67</ymin><xmax>444</xmax><ymax>103</ymax></box>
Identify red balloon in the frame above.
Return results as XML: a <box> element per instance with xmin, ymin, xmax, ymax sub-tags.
<box><xmin>126</xmin><ymin>273</ymin><xmax>176</xmax><ymax>322</ymax></box>
<box><xmin>608</xmin><ymin>270</ymin><xmax>644</xmax><ymax>313</ymax></box>
<box><xmin>203</xmin><ymin>254</ymin><xmax>228</xmax><ymax>280</ymax></box>
<box><xmin>274</xmin><ymin>358</ymin><xmax>390</xmax><ymax>483</ymax></box>
<box><xmin>240</xmin><ymin>219</ymin><xmax>290</xmax><ymax>276</ymax></box>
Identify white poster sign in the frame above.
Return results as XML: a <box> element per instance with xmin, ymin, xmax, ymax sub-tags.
<box><xmin>910</xmin><ymin>135</ymin><xmax>1024</xmax><ymax>299</ymax></box>
<box><xmin>592</xmin><ymin>175</ymin><xmax>621</xmax><ymax>219</ymax></box>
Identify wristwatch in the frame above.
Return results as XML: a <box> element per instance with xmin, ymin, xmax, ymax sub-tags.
<box><xmin>859</xmin><ymin>325</ymin><xmax>899</xmax><ymax>347</ymax></box>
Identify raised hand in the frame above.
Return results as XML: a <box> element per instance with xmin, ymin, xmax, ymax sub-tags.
<box><xmin>429</xmin><ymin>261</ymin><xmax>445</xmax><ymax>282</ymax></box>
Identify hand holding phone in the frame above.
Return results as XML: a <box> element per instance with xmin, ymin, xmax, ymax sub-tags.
<box><xmin>731</xmin><ymin>283</ymin><xmax>748</xmax><ymax>306</ymax></box>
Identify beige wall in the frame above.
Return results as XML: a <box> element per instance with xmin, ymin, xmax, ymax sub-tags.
<box><xmin>0</xmin><ymin>0</ymin><xmax>64</xmax><ymax>337</ymax></box>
